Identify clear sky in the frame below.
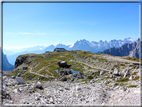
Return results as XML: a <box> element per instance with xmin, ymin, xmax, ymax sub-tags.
<box><xmin>3</xmin><ymin>3</ymin><xmax>139</xmax><ymax>49</ymax></box>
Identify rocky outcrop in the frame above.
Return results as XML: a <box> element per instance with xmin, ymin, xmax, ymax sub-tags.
<box><xmin>58</xmin><ymin>61</ymin><xmax>71</xmax><ymax>68</ymax></box>
<box><xmin>14</xmin><ymin>56</ymin><xmax>28</xmax><ymax>68</ymax></box>
<box><xmin>54</xmin><ymin>48</ymin><xmax>67</xmax><ymax>52</ymax></box>
<box><xmin>101</xmin><ymin>38</ymin><xmax>140</xmax><ymax>58</ymax></box>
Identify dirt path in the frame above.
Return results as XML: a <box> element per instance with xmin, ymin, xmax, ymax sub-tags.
<box><xmin>71</xmin><ymin>60</ymin><xmax>111</xmax><ymax>71</ymax></box>
<box><xmin>28</xmin><ymin>67</ymin><xmax>53</xmax><ymax>78</ymax></box>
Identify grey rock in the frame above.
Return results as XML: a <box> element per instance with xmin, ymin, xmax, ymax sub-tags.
<box><xmin>104</xmin><ymin>81</ymin><xmax>108</xmax><ymax>84</ymax></box>
<box><xmin>129</xmin><ymin>75</ymin><xmax>134</xmax><ymax>80</ymax></box>
<box><xmin>72</xmin><ymin>74</ymin><xmax>78</xmax><ymax>77</ymax></box>
<box><xmin>91</xmin><ymin>72</ymin><xmax>95</xmax><ymax>75</ymax></box>
<box><xmin>113</xmin><ymin>83</ymin><xmax>119</xmax><ymax>87</ymax></box>
<box><xmin>113</xmin><ymin>68</ymin><xmax>119</xmax><ymax>76</ymax></box>
<box><xmin>119</xmin><ymin>86</ymin><xmax>127</xmax><ymax>91</ymax></box>
<box><xmin>22</xmin><ymin>70</ymin><xmax>26</xmax><ymax>74</ymax></box>
<box><xmin>2</xmin><ymin>90</ymin><xmax>11</xmax><ymax>100</ymax></box>
<box><xmin>95</xmin><ymin>70</ymin><xmax>100</xmax><ymax>74</ymax></box>
<box><xmin>90</xmin><ymin>79</ymin><xmax>95</xmax><ymax>83</ymax></box>
<box><xmin>16</xmin><ymin>77</ymin><xmax>26</xmax><ymax>84</ymax></box>
<box><xmin>77</xmin><ymin>87</ymin><xmax>81</xmax><ymax>91</ymax></box>
<box><xmin>70</xmin><ymin>77</ymin><xmax>74</xmax><ymax>81</ymax></box>
<box><xmin>59</xmin><ymin>76</ymin><xmax>67</xmax><ymax>81</ymax></box>
<box><xmin>123</xmin><ymin>69</ymin><xmax>130</xmax><ymax>78</ymax></box>
<box><xmin>79</xmin><ymin>72</ymin><xmax>84</xmax><ymax>75</ymax></box>
<box><xmin>35</xmin><ymin>81</ymin><xmax>43</xmax><ymax>89</ymax></box>
<box><xmin>12</xmin><ymin>75</ymin><xmax>15</xmax><ymax>79</ymax></box>
<box><xmin>100</xmin><ymin>71</ymin><xmax>106</xmax><ymax>75</ymax></box>
<box><xmin>17</xmin><ymin>73</ymin><xmax>21</xmax><ymax>77</ymax></box>
<box><xmin>65</xmin><ymin>87</ymin><xmax>70</xmax><ymax>90</ymax></box>
<box><xmin>120</xmin><ymin>69</ymin><xmax>127</xmax><ymax>75</ymax></box>
<box><xmin>87</xmin><ymin>75</ymin><xmax>93</xmax><ymax>79</ymax></box>
<box><xmin>115</xmin><ymin>76</ymin><xmax>122</xmax><ymax>81</ymax></box>
<box><xmin>23</xmin><ymin>66</ymin><xmax>28</xmax><ymax>70</ymax></box>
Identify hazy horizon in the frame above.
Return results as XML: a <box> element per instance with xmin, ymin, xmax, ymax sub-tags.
<box><xmin>3</xmin><ymin>3</ymin><xmax>139</xmax><ymax>50</ymax></box>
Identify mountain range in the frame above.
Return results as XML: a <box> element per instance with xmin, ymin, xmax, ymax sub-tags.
<box><xmin>3</xmin><ymin>37</ymin><xmax>137</xmax><ymax>66</ymax></box>
<box><xmin>101</xmin><ymin>38</ymin><xmax>140</xmax><ymax>58</ymax></box>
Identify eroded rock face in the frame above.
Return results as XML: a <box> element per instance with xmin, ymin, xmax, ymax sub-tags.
<box><xmin>14</xmin><ymin>56</ymin><xmax>28</xmax><ymax>68</ymax></box>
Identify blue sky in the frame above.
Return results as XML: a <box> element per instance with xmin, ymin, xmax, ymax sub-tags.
<box><xmin>3</xmin><ymin>3</ymin><xmax>139</xmax><ymax>49</ymax></box>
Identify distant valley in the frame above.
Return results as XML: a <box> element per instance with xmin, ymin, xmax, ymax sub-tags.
<box><xmin>0</xmin><ymin>47</ymin><xmax>14</xmax><ymax>71</ymax></box>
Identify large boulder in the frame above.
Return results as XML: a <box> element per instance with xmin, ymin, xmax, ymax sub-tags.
<box><xmin>16</xmin><ymin>77</ymin><xmax>26</xmax><ymax>84</ymax></box>
<box><xmin>58</xmin><ymin>61</ymin><xmax>72</xmax><ymax>68</ymax></box>
<box><xmin>58</xmin><ymin>61</ymin><xmax>67</xmax><ymax>67</ymax></box>
<box><xmin>59</xmin><ymin>76</ymin><xmax>67</xmax><ymax>81</ymax></box>
<box><xmin>113</xmin><ymin>68</ymin><xmax>119</xmax><ymax>76</ymax></box>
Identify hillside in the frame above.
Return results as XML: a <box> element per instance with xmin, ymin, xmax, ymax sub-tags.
<box><xmin>11</xmin><ymin>50</ymin><xmax>139</xmax><ymax>82</ymax></box>
<box><xmin>3</xmin><ymin>50</ymin><xmax>140</xmax><ymax>105</ymax></box>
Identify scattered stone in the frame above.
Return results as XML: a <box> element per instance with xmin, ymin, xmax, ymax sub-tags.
<box><xmin>113</xmin><ymin>68</ymin><xmax>119</xmax><ymax>76</ymax></box>
<box><xmin>22</xmin><ymin>70</ymin><xmax>26</xmax><ymax>74</ymax></box>
<box><xmin>120</xmin><ymin>69</ymin><xmax>127</xmax><ymax>75</ymax></box>
<box><xmin>115</xmin><ymin>76</ymin><xmax>121</xmax><ymax>81</ymax></box>
<box><xmin>65</xmin><ymin>87</ymin><xmax>70</xmax><ymax>90</ymax></box>
<box><xmin>87</xmin><ymin>75</ymin><xmax>93</xmax><ymax>79</ymax></box>
<box><xmin>113</xmin><ymin>83</ymin><xmax>119</xmax><ymax>87</ymax></box>
<box><xmin>100</xmin><ymin>71</ymin><xmax>106</xmax><ymax>75</ymax></box>
<box><xmin>35</xmin><ymin>81</ymin><xmax>43</xmax><ymax>89</ymax></box>
<box><xmin>17</xmin><ymin>73</ymin><xmax>21</xmax><ymax>77</ymax></box>
<box><xmin>90</xmin><ymin>79</ymin><xmax>95</xmax><ymax>83</ymax></box>
<box><xmin>104</xmin><ymin>81</ymin><xmax>108</xmax><ymax>84</ymax></box>
<box><xmin>129</xmin><ymin>75</ymin><xmax>134</xmax><ymax>80</ymax></box>
<box><xmin>123</xmin><ymin>69</ymin><xmax>130</xmax><ymax>78</ymax></box>
<box><xmin>23</xmin><ymin>66</ymin><xmax>28</xmax><ymax>70</ymax></box>
<box><xmin>95</xmin><ymin>70</ymin><xmax>100</xmax><ymax>74</ymax></box>
<box><xmin>79</xmin><ymin>72</ymin><xmax>84</xmax><ymax>75</ymax></box>
<box><xmin>12</xmin><ymin>75</ymin><xmax>15</xmax><ymax>79</ymax></box>
<box><xmin>119</xmin><ymin>86</ymin><xmax>127</xmax><ymax>91</ymax></box>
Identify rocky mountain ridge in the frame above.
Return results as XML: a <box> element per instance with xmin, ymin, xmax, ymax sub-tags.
<box><xmin>101</xmin><ymin>38</ymin><xmax>140</xmax><ymax>58</ymax></box>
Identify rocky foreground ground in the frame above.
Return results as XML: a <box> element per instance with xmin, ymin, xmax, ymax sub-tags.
<box><xmin>2</xmin><ymin>72</ymin><xmax>141</xmax><ymax>106</ymax></box>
